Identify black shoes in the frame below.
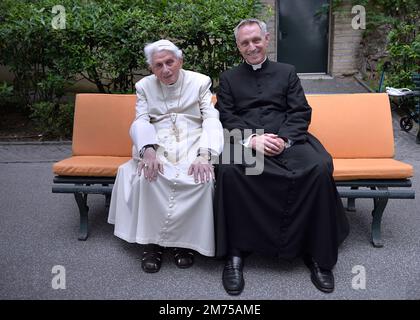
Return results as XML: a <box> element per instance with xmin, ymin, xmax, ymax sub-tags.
<box><xmin>222</xmin><ymin>256</ymin><xmax>245</xmax><ymax>295</ymax></box>
<box><xmin>222</xmin><ymin>254</ymin><xmax>334</xmax><ymax>295</ymax></box>
<box><xmin>141</xmin><ymin>244</ymin><xmax>163</xmax><ymax>273</ymax></box>
<box><xmin>304</xmin><ymin>255</ymin><xmax>334</xmax><ymax>293</ymax></box>
<box><xmin>173</xmin><ymin>248</ymin><xmax>195</xmax><ymax>269</ymax></box>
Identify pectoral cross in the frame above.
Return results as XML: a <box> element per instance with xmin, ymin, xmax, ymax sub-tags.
<box><xmin>172</xmin><ymin>123</ymin><xmax>180</xmax><ymax>142</ymax></box>
<box><xmin>170</xmin><ymin>113</ymin><xmax>180</xmax><ymax>142</ymax></box>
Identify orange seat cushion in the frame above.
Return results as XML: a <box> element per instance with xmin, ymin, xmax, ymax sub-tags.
<box><xmin>307</xmin><ymin>93</ymin><xmax>394</xmax><ymax>158</ymax></box>
<box><xmin>72</xmin><ymin>94</ymin><xmax>136</xmax><ymax>157</ymax></box>
<box><xmin>53</xmin><ymin>156</ymin><xmax>413</xmax><ymax>180</ymax></box>
<box><xmin>333</xmin><ymin>158</ymin><xmax>413</xmax><ymax>180</ymax></box>
<box><xmin>53</xmin><ymin>156</ymin><xmax>131</xmax><ymax>177</ymax></box>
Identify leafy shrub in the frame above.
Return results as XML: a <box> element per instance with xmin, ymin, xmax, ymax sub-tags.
<box><xmin>386</xmin><ymin>23</ymin><xmax>420</xmax><ymax>88</ymax></box>
<box><xmin>30</xmin><ymin>101</ymin><xmax>74</xmax><ymax>139</ymax></box>
<box><xmin>0</xmin><ymin>0</ymin><xmax>76</xmax><ymax>107</ymax></box>
<box><xmin>144</xmin><ymin>0</ymin><xmax>266</xmax><ymax>83</ymax></box>
<box><xmin>0</xmin><ymin>82</ymin><xmax>14</xmax><ymax>108</ymax></box>
<box><xmin>0</xmin><ymin>0</ymin><xmax>263</xmax><ymax>101</ymax></box>
<box><xmin>351</xmin><ymin>0</ymin><xmax>420</xmax><ymax>88</ymax></box>
<box><xmin>0</xmin><ymin>0</ymin><xmax>264</xmax><ymax>138</ymax></box>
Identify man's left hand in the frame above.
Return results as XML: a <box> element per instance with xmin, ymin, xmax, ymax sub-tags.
<box><xmin>263</xmin><ymin>133</ymin><xmax>286</xmax><ymax>156</ymax></box>
<box><xmin>251</xmin><ymin>133</ymin><xmax>285</xmax><ymax>156</ymax></box>
<box><xmin>188</xmin><ymin>156</ymin><xmax>215</xmax><ymax>184</ymax></box>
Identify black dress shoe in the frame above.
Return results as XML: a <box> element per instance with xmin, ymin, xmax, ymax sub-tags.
<box><xmin>222</xmin><ymin>256</ymin><xmax>244</xmax><ymax>295</ymax></box>
<box><xmin>173</xmin><ymin>248</ymin><xmax>194</xmax><ymax>269</ymax></box>
<box><xmin>304</xmin><ymin>255</ymin><xmax>334</xmax><ymax>293</ymax></box>
<box><xmin>141</xmin><ymin>244</ymin><xmax>163</xmax><ymax>273</ymax></box>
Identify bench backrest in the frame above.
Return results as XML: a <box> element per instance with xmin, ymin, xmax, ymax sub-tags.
<box><xmin>72</xmin><ymin>94</ymin><xmax>136</xmax><ymax>156</ymax></box>
<box><xmin>307</xmin><ymin>93</ymin><xmax>394</xmax><ymax>158</ymax></box>
<box><xmin>72</xmin><ymin>93</ymin><xmax>394</xmax><ymax>159</ymax></box>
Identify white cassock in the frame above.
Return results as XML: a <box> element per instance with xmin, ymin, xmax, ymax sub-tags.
<box><xmin>108</xmin><ymin>69</ymin><xmax>224</xmax><ymax>256</ymax></box>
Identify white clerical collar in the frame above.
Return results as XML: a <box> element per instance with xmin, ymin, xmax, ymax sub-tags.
<box><xmin>246</xmin><ymin>57</ymin><xmax>267</xmax><ymax>70</ymax></box>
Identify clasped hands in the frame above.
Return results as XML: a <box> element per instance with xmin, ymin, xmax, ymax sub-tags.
<box><xmin>138</xmin><ymin>148</ymin><xmax>214</xmax><ymax>183</ymax></box>
<box><xmin>250</xmin><ymin>133</ymin><xmax>286</xmax><ymax>156</ymax></box>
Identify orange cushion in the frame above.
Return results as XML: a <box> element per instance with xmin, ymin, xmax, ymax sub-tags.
<box><xmin>72</xmin><ymin>94</ymin><xmax>136</xmax><ymax>157</ymax></box>
<box><xmin>211</xmin><ymin>94</ymin><xmax>217</xmax><ymax>106</ymax></box>
<box><xmin>72</xmin><ymin>93</ymin><xmax>394</xmax><ymax>159</ymax></box>
<box><xmin>333</xmin><ymin>158</ymin><xmax>413</xmax><ymax>180</ymax></box>
<box><xmin>53</xmin><ymin>156</ymin><xmax>131</xmax><ymax>177</ymax></box>
<box><xmin>307</xmin><ymin>93</ymin><xmax>394</xmax><ymax>158</ymax></box>
<box><xmin>52</xmin><ymin>156</ymin><xmax>413</xmax><ymax>180</ymax></box>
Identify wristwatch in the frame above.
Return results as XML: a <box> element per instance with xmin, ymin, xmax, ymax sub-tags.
<box><xmin>197</xmin><ymin>148</ymin><xmax>212</xmax><ymax>162</ymax></box>
<box><xmin>139</xmin><ymin>144</ymin><xmax>156</xmax><ymax>159</ymax></box>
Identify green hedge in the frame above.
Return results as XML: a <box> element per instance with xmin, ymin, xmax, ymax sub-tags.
<box><xmin>0</xmin><ymin>0</ymin><xmax>263</xmax><ymax>103</ymax></box>
<box><xmin>0</xmin><ymin>0</ymin><xmax>263</xmax><ymax>138</ymax></box>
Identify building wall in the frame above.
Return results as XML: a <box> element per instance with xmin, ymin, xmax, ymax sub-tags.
<box><xmin>261</xmin><ymin>0</ymin><xmax>363</xmax><ymax>76</ymax></box>
<box><xmin>329</xmin><ymin>0</ymin><xmax>363</xmax><ymax>76</ymax></box>
<box><xmin>260</xmin><ymin>0</ymin><xmax>277</xmax><ymax>61</ymax></box>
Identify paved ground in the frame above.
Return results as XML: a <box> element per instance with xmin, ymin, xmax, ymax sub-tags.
<box><xmin>1</xmin><ymin>78</ymin><xmax>419</xmax><ymax>301</ymax></box>
<box><xmin>301</xmin><ymin>76</ymin><xmax>372</xmax><ymax>94</ymax></box>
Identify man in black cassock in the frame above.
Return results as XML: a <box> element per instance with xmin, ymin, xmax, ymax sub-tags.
<box><xmin>214</xmin><ymin>18</ymin><xmax>349</xmax><ymax>295</ymax></box>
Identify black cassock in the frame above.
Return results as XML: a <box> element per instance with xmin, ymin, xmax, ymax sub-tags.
<box><xmin>214</xmin><ymin>59</ymin><xmax>349</xmax><ymax>269</ymax></box>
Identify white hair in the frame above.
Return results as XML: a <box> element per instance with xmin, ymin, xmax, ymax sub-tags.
<box><xmin>234</xmin><ymin>18</ymin><xmax>267</xmax><ymax>42</ymax></box>
<box><xmin>144</xmin><ymin>39</ymin><xmax>183</xmax><ymax>66</ymax></box>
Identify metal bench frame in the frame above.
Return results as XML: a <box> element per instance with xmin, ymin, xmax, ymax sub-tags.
<box><xmin>52</xmin><ymin>176</ymin><xmax>415</xmax><ymax>246</ymax></box>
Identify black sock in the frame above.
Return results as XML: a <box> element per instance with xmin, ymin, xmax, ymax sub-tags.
<box><xmin>228</xmin><ymin>248</ymin><xmax>243</xmax><ymax>258</ymax></box>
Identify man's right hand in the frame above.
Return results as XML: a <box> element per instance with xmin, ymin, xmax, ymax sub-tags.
<box><xmin>250</xmin><ymin>133</ymin><xmax>285</xmax><ymax>156</ymax></box>
<box><xmin>138</xmin><ymin>148</ymin><xmax>164</xmax><ymax>182</ymax></box>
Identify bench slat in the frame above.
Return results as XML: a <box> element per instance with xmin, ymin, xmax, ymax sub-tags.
<box><xmin>52</xmin><ymin>182</ymin><xmax>415</xmax><ymax>199</ymax></box>
<box><xmin>53</xmin><ymin>176</ymin><xmax>115</xmax><ymax>184</ymax></box>
<box><xmin>338</xmin><ymin>189</ymin><xmax>414</xmax><ymax>199</ymax></box>
<box><xmin>52</xmin><ymin>185</ymin><xmax>113</xmax><ymax>194</ymax></box>
<box><xmin>336</xmin><ymin>179</ymin><xmax>412</xmax><ymax>187</ymax></box>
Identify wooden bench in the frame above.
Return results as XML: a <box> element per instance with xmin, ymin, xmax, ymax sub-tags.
<box><xmin>52</xmin><ymin>93</ymin><xmax>415</xmax><ymax>246</ymax></box>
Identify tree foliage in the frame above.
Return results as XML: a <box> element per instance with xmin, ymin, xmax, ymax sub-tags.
<box><xmin>352</xmin><ymin>0</ymin><xmax>419</xmax><ymax>88</ymax></box>
<box><xmin>0</xmin><ymin>0</ymin><xmax>263</xmax><ymax>138</ymax></box>
<box><xmin>0</xmin><ymin>0</ymin><xmax>263</xmax><ymax>104</ymax></box>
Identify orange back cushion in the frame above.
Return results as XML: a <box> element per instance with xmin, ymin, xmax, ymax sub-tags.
<box><xmin>307</xmin><ymin>93</ymin><xmax>394</xmax><ymax>158</ymax></box>
<box><xmin>72</xmin><ymin>94</ymin><xmax>136</xmax><ymax>156</ymax></box>
<box><xmin>72</xmin><ymin>93</ymin><xmax>394</xmax><ymax>159</ymax></box>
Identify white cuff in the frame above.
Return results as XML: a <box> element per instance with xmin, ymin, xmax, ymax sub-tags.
<box><xmin>284</xmin><ymin>138</ymin><xmax>293</xmax><ymax>149</ymax></box>
<box><xmin>241</xmin><ymin>135</ymin><xmax>293</xmax><ymax>149</ymax></box>
<box><xmin>241</xmin><ymin>134</ymin><xmax>257</xmax><ymax>148</ymax></box>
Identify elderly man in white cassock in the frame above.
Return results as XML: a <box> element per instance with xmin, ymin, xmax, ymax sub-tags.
<box><xmin>108</xmin><ymin>39</ymin><xmax>224</xmax><ymax>273</ymax></box>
